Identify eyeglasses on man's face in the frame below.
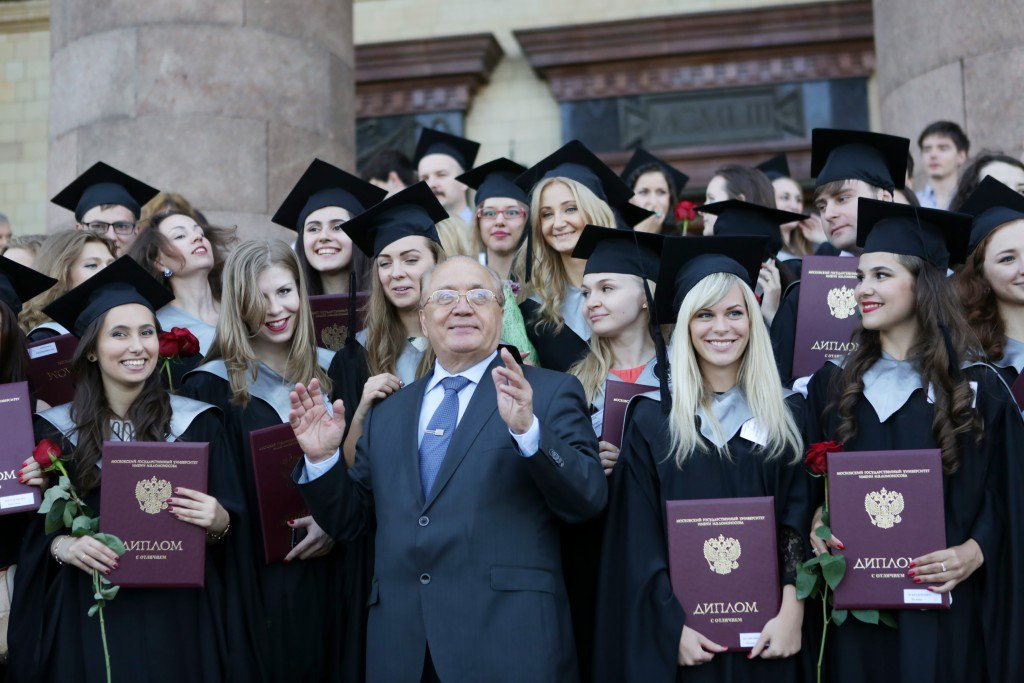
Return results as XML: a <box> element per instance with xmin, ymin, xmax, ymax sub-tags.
<box><xmin>423</xmin><ymin>288</ymin><xmax>499</xmax><ymax>309</ymax></box>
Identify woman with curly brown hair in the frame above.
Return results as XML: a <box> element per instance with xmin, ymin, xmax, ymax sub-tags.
<box><xmin>130</xmin><ymin>191</ymin><xmax>237</xmax><ymax>375</ymax></box>
<box><xmin>805</xmin><ymin>199</ymin><xmax>1024</xmax><ymax>683</ymax></box>
<box><xmin>953</xmin><ymin>176</ymin><xmax>1024</xmax><ymax>387</ymax></box>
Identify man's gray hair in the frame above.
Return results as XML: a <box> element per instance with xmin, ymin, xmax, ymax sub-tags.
<box><xmin>419</xmin><ymin>255</ymin><xmax>506</xmax><ymax>307</ymax></box>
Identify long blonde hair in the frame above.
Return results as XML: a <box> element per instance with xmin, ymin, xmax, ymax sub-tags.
<box><xmin>364</xmin><ymin>237</ymin><xmax>446</xmax><ymax>378</ymax></box>
<box><xmin>516</xmin><ymin>178</ymin><xmax>615</xmax><ymax>330</ymax></box>
<box><xmin>435</xmin><ymin>217</ymin><xmax>473</xmax><ymax>257</ymax></box>
<box><xmin>205</xmin><ymin>239</ymin><xmax>330</xmax><ymax>405</ymax></box>
<box><xmin>667</xmin><ymin>272</ymin><xmax>802</xmax><ymax>466</ymax></box>
<box><xmin>568</xmin><ymin>274</ymin><xmax>652</xmax><ymax>405</ymax></box>
<box><xmin>18</xmin><ymin>230</ymin><xmax>117</xmax><ymax>333</ymax></box>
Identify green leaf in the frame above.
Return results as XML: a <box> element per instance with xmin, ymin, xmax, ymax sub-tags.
<box><xmin>821</xmin><ymin>508</ymin><xmax>830</xmax><ymax>526</ymax></box>
<box><xmin>91</xmin><ymin>532</ymin><xmax>126</xmax><ymax>556</ymax></box>
<box><xmin>38</xmin><ymin>484</ymin><xmax>70</xmax><ymax>515</ymax></box>
<box><xmin>799</xmin><ymin>555</ymin><xmax>823</xmax><ymax>569</ymax></box>
<box><xmin>814</xmin><ymin>525</ymin><xmax>832</xmax><ymax>540</ymax></box>
<box><xmin>71</xmin><ymin>515</ymin><xmax>96</xmax><ymax>537</ymax></box>
<box><xmin>44</xmin><ymin>499</ymin><xmax>67</xmax><ymax>534</ymax></box>
<box><xmin>878</xmin><ymin>611</ymin><xmax>897</xmax><ymax>629</ymax></box>
<box><xmin>821</xmin><ymin>554</ymin><xmax>847</xmax><ymax>590</ymax></box>
<box><xmin>99</xmin><ymin>584</ymin><xmax>120</xmax><ymax>600</ymax></box>
<box><xmin>58</xmin><ymin>475</ymin><xmax>71</xmax><ymax>490</ymax></box>
<box><xmin>851</xmin><ymin>609</ymin><xmax>880</xmax><ymax>625</ymax></box>
<box><xmin>87</xmin><ymin>603</ymin><xmax>100</xmax><ymax>618</ymax></box>
<box><xmin>795</xmin><ymin>566</ymin><xmax>821</xmax><ymax>600</ymax></box>
<box><xmin>832</xmin><ymin>608</ymin><xmax>848</xmax><ymax>625</ymax></box>
<box><xmin>62</xmin><ymin>502</ymin><xmax>75</xmax><ymax>527</ymax></box>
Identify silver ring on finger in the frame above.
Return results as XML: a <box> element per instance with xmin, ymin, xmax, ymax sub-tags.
<box><xmin>941</xmin><ymin>562</ymin><xmax>947</xmax><ymax>572</ymax></box>
<box><xmin>80</xmin><ymin>554</ymin><xmax>87</xmax><ymax>563</ymax></box>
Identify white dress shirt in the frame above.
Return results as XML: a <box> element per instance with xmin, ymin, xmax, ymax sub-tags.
<box><xmin>303</xmin><ymin>351</ymin><xmax>540</xmax><ymax>481</ymax></box>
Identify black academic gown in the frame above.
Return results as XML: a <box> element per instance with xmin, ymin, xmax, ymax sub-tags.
<box><xmin>804</xmin><ymin>360</ymin><xmax>1024</xmax><ymax>683</ymax></box>
<box><xmin>769</xmin><ymin>283</ymin><xmax>801</xmax><ymax>386</ymax></box>
<box><xmin>593</xmin><ymin>393</ymin><xmax>812</xmax><ymax>683</ymax></box>
<box><xmin>6</xmin><ymin>399</ymin><xmax>262</xmax><ymax>683</ymax></box>
<box><xmin>519</xmin><ymin>298</ymin><xmax>590</xmax><ymax>373</ymax></box>
<box><xmin>180</xmin><ymin>357</ymin><xmax>361</xmax><ymax>683</ymax></box>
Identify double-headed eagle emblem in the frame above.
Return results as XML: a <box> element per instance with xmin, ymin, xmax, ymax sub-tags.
<box><xmin>321</xmin><ymin>324</ymin><xmax>348</xmax><ymax>351</ymax></box>
<box><xmin>703</xmin><ymin>534</ymin><xmax>742</xmax><ymax>575</ymax></box>
<box><xmin>135</xmin><ymin>476</ymin><xmax>173</xmax><ymax>515</ymax></box>
<box><xmin>864</xmin><ymin>487</ymin><xmax>904</xmax><ymax>529</ymax></box>
<box><xmin>827</xmin><ymin>286</ymin><xmax>857</xmax><ymax>320</ymax></box>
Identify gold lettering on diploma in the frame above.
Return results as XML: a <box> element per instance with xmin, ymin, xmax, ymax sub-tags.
<box><xmin>703</xmin><ymin>534</ymin><xmax>741</xmax><ymax>575</ymax></box>
<box><xmin>45</xmin><ymin>367</ymin><xmax>71</xmax><ymax>381</ymax></box>
<box><xmin>135</xmin><ymin>476</ymin><xmax>173</xmax><ymax>514</ymax></box>
<box><xmin>124</xmin><ymin>538</ymin><xmax>185</xmax><ymax>560</ymax></box>
<box><xmin>826</xmin><ymin>286</ymin><xmax>857</xmax><ymax>319</ymax></box>
<box><xmin>865</xmin><ymin>487</ymin><xmax>904</xmax><ymax>529</ymax></box>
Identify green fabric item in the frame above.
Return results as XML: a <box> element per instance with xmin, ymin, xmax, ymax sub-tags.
<box><xmin>499</xmin><ymin>282</ymin><xmax>539</xmax><ymax>367</ymax></box>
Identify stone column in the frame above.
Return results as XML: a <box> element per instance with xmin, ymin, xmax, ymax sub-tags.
<box><xmin>47</xmin><ymin>0</ymin><xmax>354</xmax><ymax>239</ymax></box>
<box><xmin>874</xmin><ymin>0</ymin><xmax>1024</xmax><ymax>184</ymax></box>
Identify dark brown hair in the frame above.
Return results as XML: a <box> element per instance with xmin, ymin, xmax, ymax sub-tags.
<box><xmin>949</xmin><ymin>152</ymin><xmax>1024</xmax><ymax>212</ymax></box>
<box><xmin>830</xmin><ymin>255</ymin><xmax>982</xmax><ymax>474</ymax></box>
<box><xmin>712</xmin><ymin>164</ymin><xmax>776</xmax><ymax>208</ymax></box>
<box><xmin>133</xmin><ymin>192</ymin><xmax>237</xmax><ymax>295</ymax></box>
<box><xmin>68</xmin><ymin>310</ymin><xmax>172</xmax><ymax>493</ymax></box>
<box><xmin>953</xmin><ymin>231</ymin><xmax>1007</xmax><ymax>361</ymax></box>
<box><xmin>293</xmin><ymin>229</ymin><xmax>371</xmax><ymax>296</ymax></box>
<box><xmin>0</xmin><ymin>300</ymin><xmax>29</xmax><ymax>385</ymax></box>
<box><xmin>625</xmin><ymin>163</ymin><xmax>681</xmax><ymax>234</ymax></box>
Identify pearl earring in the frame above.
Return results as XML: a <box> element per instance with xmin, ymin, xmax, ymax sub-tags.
<box><xmin>163</xmin><ymin>268</ymin><xmax>173</xmax><ymax>278</ymax></box>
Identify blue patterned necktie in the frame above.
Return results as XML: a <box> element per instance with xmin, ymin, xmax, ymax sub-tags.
<box><xmin>419</xmin><ymin>375</ymin><xmax>471</xmax><ymax>496</ymax></box>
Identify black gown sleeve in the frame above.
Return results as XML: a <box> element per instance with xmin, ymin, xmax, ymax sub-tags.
<box><xmin>592</xmin><ymin>400</ymin><xmax>684</xmax><ymax>683</ymax></box>
<box><xmin>770</xmin><ymin>393</ymin><xmax>812</xmax><ymax>587</ymax></box>
<box><xmin>770</xmin><ymin>283</ymin><xmax>800</xmax><ymax>385</ymax></box>
<box><xmin>326</xmin><ymin>343</ymin><xmax>371</xmax><ymax>442</ymax></box>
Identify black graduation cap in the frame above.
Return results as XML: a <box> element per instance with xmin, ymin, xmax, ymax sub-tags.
<box><xmin>620</xmin><ymin>148</ymin><xmax>689</xmax><ymax>193</ymax></box>
<box><xmin>572</xmin><ymin>225</ymin><xmax>663</xmax><ymax>280</ymax></box>
<box><xmin>455</xmin><ymin>158</ymin><xmax>529</xmax><ymax>206</ymax></box>
<box><xmin>413</xmin><ymin>128</ymin><xmax>481</xmax><ymax>171</ymax></box>
<box><xmin>616</xmin><ymin>201</ymin><xmax>656</xmax><ymax>229</ymax></box>
<box><xmin>342</xmin><ymin>182</ymin><xmax>446</xmax><ymax>258</ymax></box>
<box><xmin>700</xmin><ymin>199</ymin><xmax>806</xmax><ymax>255</ymax></box>
<box><xmin>811</xmin><ymin>129</ymin><xmax>909</xmax><ymax>192</ymax></box>
<box><xmin>514</xmin><ymin>140</ymin><xmax>634</xmax><ymax>207</ymax></box>
<box><xmin>959</xmin><ymin>176</ymin><xmax>1024</xmax><ymax>254</ymax></box>
<box><xmin>856</xmin><ymin>198</ymin><xmax>972</xmax><ymax>269</ymax></box>
<box><xmin>43</xmin><ymin>256</ymin><xmax>173</xmax><ymax>337</ymax></box>
<box><xmin>271</xmin><ymin>158</ymin><xmax>387</xmax><ymax>232</ymax></box>
<box><xmin>756</xmin><ymin>154</ymin><xmax>791</xmax><ymax>181</ymax></box>
<box><xmin>51</xmin><ymin>161</ymin><xmax>160</xmax><ymax>222</ymax></box>
<box><xmin>655</xmin><ymin>235</ymin><xmax>768</xmax><ymax>323</ymax></box>
<box><xmin>0</xmin><ymin>256</ymin><xmax>56</xmax><ymax>314</ymax></box>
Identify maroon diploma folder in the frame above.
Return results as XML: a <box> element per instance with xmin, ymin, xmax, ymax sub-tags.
<box><xmin>309</xmin><ymin>292</ymin><xmax>367</xmax><ymax>351</ymax></box>
<box><xmin>666</xmin><ymin>497</ymin><xmax>779</xmax><ymax>651</ymax></box>
<box><xmin>101</xmin><ymin>441</ymin><xmax>208</xmax><ymax>588</ymax></box>
<box><xmin>27</xmin><ymin>333</ymin><xmax>78</xmax><ymax>406</ymax></box>
<box><xmin>601</xmin><ymin>380</ymin><xmax>658</xmax><ymax>448</ymax></box>
<box><xmin>1012</xmin><ymin>372</ymin><xmax>1024</xmax><ymax>411</ymax></box>
<box><xmin>792</xmin><ymin>256</ymin><xmax>861</xmax><ymax>378</ymax></box>
<box><xmin>828</xmin><ymin>449</ymin><xmax>949</xmax><ymax>610</ymax></box>
<box><xmin>0</xmin><ymin>382</ymin><xmax>41</xmax><ymax>516</ymax></box>
<box><xmin>249</xmin><ymin>422</ymin><xmax>309</xmax><ymax>564</ymax></box>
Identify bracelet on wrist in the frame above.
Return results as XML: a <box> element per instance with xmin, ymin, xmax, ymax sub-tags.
<box><xmin>206</xmin><ymin>521</ymin><xmax>230</xmax><ymax>543</ymax></box>
<box><xmin>50</xmin><ymin>536</ymin><xmax>67</xmax><ymax>565</ymax></box>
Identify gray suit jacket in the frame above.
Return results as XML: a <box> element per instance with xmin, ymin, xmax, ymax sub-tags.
<box><xmin>296</xmin><ymin>357</ymin><xmax>606</xmax><ymax>682</ymax></box>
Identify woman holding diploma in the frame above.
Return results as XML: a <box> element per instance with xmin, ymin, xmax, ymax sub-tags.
<box><xmin>7</xmin><ymin>257</ymin><xmax>258</xmax><ymax>683</ymax></box>
<box><xmin>953</xmin><ymin>177</ymin><xmax>1024</xmax><ymax>387</ymax></box>
<box><xmin>179</xmin><ymin>240</ymin><xmax>352</xmax><ymax>682</ymax></box>
<box><xmin>805</xmin><ymin>200</ymin><xmax>1024</xmax><ymax>683</ymax></box>
<box><xmin>593</xmin><ymin>235</ymin><xmax>810</xmax><ymax>682</ymax></box>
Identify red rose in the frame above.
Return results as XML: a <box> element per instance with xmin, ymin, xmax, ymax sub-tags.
<box><xmin>159</xmin><ymin>327</ymin><xmax>201</xmax><ymax>358</ymax></box>
<box><xmin>674</xmin><ymin>200</ymin><xmax>697</xmax><ymax>223</ymax></box>
<box><xmin>804</xmin><ymin>440</ymin><xmax>843</xmax><ymax>475</ymax></box>
<box><xmin>32</xmin><ymin>438</ymin><xmax>61</xmax><ymax>469</ymax></box>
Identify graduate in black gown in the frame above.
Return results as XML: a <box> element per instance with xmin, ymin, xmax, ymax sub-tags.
<box><xmin>0</xmin><ymin>256</ymin><xmax>55</xmax><ymax>680</ymax></box>
<box><xmin>805</xmin><ymin>199</ymin><xmax>1024</xmax><ymax>683</ymax></box>
<box><xmin>513</xmin><ymin>141</ymin><xmax>638</xmax><ymax>372</ymax></box>
<box><xmin>769</xmin><ymin>129</ymin><xmax>909</xmax><ymax>386</ymax></box>
<box><xmin>620</xmin><ymin>147</ymin><xmax>689</xmax><ymax>236</ymax></box>
<box><xmin>702</xmin><ymin>199</ymin><xmax>807</xmax><ymax>327</ymax></box>
<box><xmin>6</xmin><ymin>257</ymin><xmax>260</xmax><ymax>683</ymax></box>
<box><xmin>953</xmin><ymin>176</ymin><xmax>1024</xmax><ymax>387</ymax></box>
<box><xmin>128</xmin><ymin>191</ymin><xmax>238</xmax><ymax>390</ymax></box>
<box><xmin>178</xmin><ymin>240</ymin><xmax>352</xmax><ymax>682</ymax></box>
<box><xmin>18</xmin><ymin>230</ymin><xmax>117</xmax><ymax>342</ymax></box>
<box><xmin>325</xmin><ymin>182</ymin><xmax>448</xmax><ymax>464</ymax></box>
<box><xmin>594</xmin><ymin>235</ymin><xmax>811</xmax><ymax>683</ymax></box>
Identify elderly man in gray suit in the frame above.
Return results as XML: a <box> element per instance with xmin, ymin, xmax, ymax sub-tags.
<box><xmin>288</xmin><ymin>255</ymin><xmax>606</xmax><ymax>682</ymax></box>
